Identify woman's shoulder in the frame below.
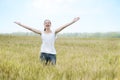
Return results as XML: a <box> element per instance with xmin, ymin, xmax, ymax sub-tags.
<box><xmin>52</xmin><ymin>30</ymin><xmax>55</xmax><ymax>33</ymax></box>
<box><xmin>41</xmin><ymin>30</ymin><xmax>44</xmax><ymax>33</ymax></box>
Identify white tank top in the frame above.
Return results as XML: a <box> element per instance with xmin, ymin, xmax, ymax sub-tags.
<box><xmin>40</xmin><ymin>30</ymin><xmax>56</xmax><ymax>54</ymax></box>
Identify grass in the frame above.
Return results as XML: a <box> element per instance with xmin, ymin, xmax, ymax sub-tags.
<box><xmin>0</xmin><ymin>35</ymin><xmax>120</xmax><ymax>80</ymax></box>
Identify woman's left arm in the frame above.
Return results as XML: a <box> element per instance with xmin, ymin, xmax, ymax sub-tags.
<box><xmin>55</xmin><ymin>17</ymin><xmax>80</xmax><ymax>34</ymax></box>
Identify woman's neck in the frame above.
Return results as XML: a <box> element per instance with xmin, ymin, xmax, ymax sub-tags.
<box><xmin>45</xmin><ymin>29</ymin><xmax>52</xmax><ymax>33</ymax></box>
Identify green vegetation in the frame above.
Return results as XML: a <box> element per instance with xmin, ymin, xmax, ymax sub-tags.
<box><xmin>0</xmin><ymin>35</ymin><xmax>120</xmax><ymax>80</ymax></box>
<box><xmin>4</xmin><ymin>32</ymin><xmax>120</xmax><ymax>38</ymax></box>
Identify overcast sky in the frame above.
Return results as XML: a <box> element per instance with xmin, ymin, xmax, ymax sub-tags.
<box><xmin>0</xmin><ymin>0</ymin><xmax>120</xmax><ymax>33</ymax></box>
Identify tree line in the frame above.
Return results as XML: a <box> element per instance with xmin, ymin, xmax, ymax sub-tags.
<box><xmin>1</xmin><ymin>32</ymin><xmax>120</xmax><ymax>38</ymax></box>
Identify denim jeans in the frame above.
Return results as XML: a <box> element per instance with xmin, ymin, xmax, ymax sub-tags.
<box><xmin>40</xmin><ymin>52</ymin><xmax>56</xmax><ymax>65</ymax></box>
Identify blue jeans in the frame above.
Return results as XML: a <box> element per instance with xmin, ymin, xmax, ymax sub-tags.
<box><xmin>40</xmin><ymin>52</ymin><xmax>56</xmax><ymax>65</ymax></box>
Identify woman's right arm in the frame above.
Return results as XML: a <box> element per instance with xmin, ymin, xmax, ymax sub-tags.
<box><xmin>14</xmin><ymin>21</ymin><xmax>41</xmax><ymax>34</ymax></box>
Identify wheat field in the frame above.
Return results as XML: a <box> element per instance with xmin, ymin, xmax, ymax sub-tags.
<box><xmin>0</xmin><ymin>35</ymin><xmax>120</xmax><ymax>80</ymax></box>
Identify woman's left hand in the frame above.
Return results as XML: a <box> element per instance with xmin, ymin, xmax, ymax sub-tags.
<box><xmin>73</xmin><ymin>17</ymin><xmax>80</xmax><ymax>22</ymax></box>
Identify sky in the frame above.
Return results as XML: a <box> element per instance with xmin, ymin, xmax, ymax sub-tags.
<box><xmin>0</xmin><ymin>0</ymin><xmax>120</xmax><ymax>33</ymax></box>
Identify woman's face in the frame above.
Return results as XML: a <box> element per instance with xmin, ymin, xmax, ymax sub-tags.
<box><xmin>44</xmin><ymin>20</ymin><xmax>51</xmax><ymax>29</ymax></box>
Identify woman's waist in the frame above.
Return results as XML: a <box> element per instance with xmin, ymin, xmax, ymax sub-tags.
<box><xmin>40</xmin><ymin>51</ymin><xmax>56</xmax><ymax>55</ymax></box>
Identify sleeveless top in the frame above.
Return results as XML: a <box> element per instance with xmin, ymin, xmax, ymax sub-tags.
<box><xmin>40</xmin><ymin>30</ymin><xmax>56</xmax><ymax>54</ymax></box>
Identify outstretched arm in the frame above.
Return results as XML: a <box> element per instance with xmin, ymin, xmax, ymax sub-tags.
<box><xmin>14</xmin><ymin>21</ymin><xmax>41</xmax><ymax>34</ymax></box>
<box><xmin>55</xmin><ymin>17</ymin><xmax>80</xmax><ymax>34</ymax></box>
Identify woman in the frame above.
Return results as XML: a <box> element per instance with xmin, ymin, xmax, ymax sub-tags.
<box><xmin>14</xmin><ymin>17</ymin><xmax>80</xmax><ymax>65</ymax></box>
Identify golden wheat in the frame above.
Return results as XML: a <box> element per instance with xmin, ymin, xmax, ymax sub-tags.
<box><xmin>0</xmin><ymin>35</ymin><xmax>120</xmax><ymax>80</ymax></box>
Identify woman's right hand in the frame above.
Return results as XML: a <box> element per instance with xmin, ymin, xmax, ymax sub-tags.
<box><xmin>14</xmin><ymin>21</ymin><xmax>21</xmax><ymax>25</ymax></box>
